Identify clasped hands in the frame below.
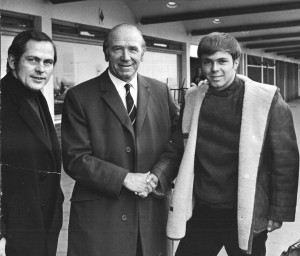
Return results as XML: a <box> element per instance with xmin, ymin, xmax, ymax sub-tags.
<box><xmin>123</xmin><ymin>171</ymin><xmax>159</xmax><ymax>198</ymax></box>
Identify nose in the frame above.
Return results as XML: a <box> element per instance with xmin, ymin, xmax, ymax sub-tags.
<box><xmin>121</xmin><ymin>49</ymin><xmax>130</xmax><ymax>61</ymax></box>
<box><xmin>211</xmin><ymin>61</ymin><xmax>219</xmax><ymax>72</ymax></box>
<box><xmin>35</xmin><ymin>61</ymin><xmax>45</xmax><ymax>73</ymax></box>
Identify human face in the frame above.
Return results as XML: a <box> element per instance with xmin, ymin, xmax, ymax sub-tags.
<box><xmin>9</xmin><ymin>40</ymin><xmax>55</xmax><ymax>91</ymax></box>
<box><xmin>106</xmin><ymin>27</ymin><xmax>144</xmax><ymax>83</ymax></box>
<box><xmin>201</xmin><ymin>51</ymin><xmax>239</xmax><ymax>91</ymax></box>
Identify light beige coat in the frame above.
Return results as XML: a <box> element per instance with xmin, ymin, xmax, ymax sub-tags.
<box><xmin>167</xmin><ymin>76</ymin><xmax>277</xmax><ymax>253</ymax></box>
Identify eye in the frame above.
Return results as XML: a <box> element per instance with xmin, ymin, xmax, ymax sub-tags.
<box><xmin>112</xmin><ymin>47</ymin><xmax>122</xmax><ymax>52</ymax></box>
<box><xmin>26</xmin><ymin>57</ymin><xmax>39</xmax><ymax>64</ymax></box>
<box><xmin>219</xmin><ymin>59</ymin><xmax>228</xmax><ymax>64</ymax></box>
<box><xmin>129</xmin><ymin>46</ymin><xmax>139</xmax><ymax>52</ymax></box>
<box><xmin>202</xmin><ymin>60</ymin><xmax>211</xmax><ymax>65</ymax></box>
<box><xmin>44</xmin><ymin>59</ymin><xmax>54</xmax><ymax>66</ymax></box>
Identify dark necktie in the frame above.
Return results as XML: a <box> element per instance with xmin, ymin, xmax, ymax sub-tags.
<box><xmin>125</xmin><ymin>83</ymin><xmax>137</xmax><ymax>130</ymax></box>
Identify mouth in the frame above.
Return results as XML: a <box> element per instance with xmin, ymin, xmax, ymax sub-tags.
<box><xmin>31</xmin><ymin>76</ymin><xmax>46</xmax><ymax>81</ymax></box>
<box><xmin>209</xmin><ymin>75</ymin><xmax>223</xmax><ymax>80</ymax></box>
<box><xmin>119</xmin><ymin>66</ymin><xmax>132</xmax><ymax>69</ymax></box>
<box><xmin>119</xmin><ymin>63</ymin><xmax>133</xmax><ymax>68</ymax></box>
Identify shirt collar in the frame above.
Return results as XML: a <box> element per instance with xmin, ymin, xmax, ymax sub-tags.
<box><xmin>108</xmin><ymin>70</ymin><xmax>138</xmax><ymax>92</ymax></box>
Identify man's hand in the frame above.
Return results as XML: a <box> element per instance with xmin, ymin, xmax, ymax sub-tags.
<box><xmin>267</xmin><ymin>220</ymin><xmax>282</xmax><ymax>232</ymax></box>
<box><xmin>123</xmin><ymin>172</ymin><xmax>153</xmax><ymax>196</ymax></box>
<box><xmin>136</xmin><ymin>173</ymin><xmax>160</xmax><ymax>198</ymax></box>
<box><xmin>0</xmin><ymin>238</ymin><xmax>6</xmax><ymax>256</ymax></box>
<box><xmin>146</xmin><ymin>173</ymin><xmax>158</xmax><ymax>191</ymax></box>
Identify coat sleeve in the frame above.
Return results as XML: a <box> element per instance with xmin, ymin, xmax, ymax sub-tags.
<box><xmin>267</xmin><ymin>90</ymin><xmax>299</xmax><ymax>221</ymax></box>
<box><xmin>61</xmin><ymin>89</ymin><xmax>129</xmax><ymax>199</ymax></box>
<box><xmin>150</xmin><ymin>85</ymin><xmax>184</xmax><ymax>196</ymax></box>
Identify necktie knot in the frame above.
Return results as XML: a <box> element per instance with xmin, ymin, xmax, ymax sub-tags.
<box><xmin>125</xmin><ymin>83</ymin><xmax>131</xmax><ymax>92</ymax></box>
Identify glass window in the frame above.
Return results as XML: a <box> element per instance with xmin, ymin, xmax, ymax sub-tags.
<box><xmin>263</xmin><ymin>67</ymin><xmax>274</xmax><ymax>85</ymax></box>
<box><xmin>139</xmin><ymin>51</ymin><xmax>179</xmax><ymax>89</ymax></box>
<box><xmin>247</xmin><ymin>55</ymin><xmax>261</xmax><ymax>66</ymax></box>
<box><xmin>1</xmin><ymin>36</ymin><xmax>14</xmax><ymax>78</ymax></box>
<box><xmin>53</xmin><ymin>41</ymin><xmax>107</xmax><ymax>118</ymax></box>
<box><xmin>247</xmin><ymin>55</ymin><xmax>262</xmax><ymax>82</ymax></box>
<box><xmin>248</xmin><ymin>66</ymin><xmax>262</xmax><ymax>83</ymax></box>
<box><xmin>247</xmin><ymin>55</ymin><xmax>275</xmax><ymax>85</ymax></box>
<box><xmin>263</xmin><ymin>58</ymin><xmax>275</xmax><ymax>85</ymax></box>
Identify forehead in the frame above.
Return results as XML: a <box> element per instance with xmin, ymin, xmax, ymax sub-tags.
<box><xmin>201</xmin><ymin>51</ymin><xmax>232</xmax><ymax>60</ymax></box>
<box><xmin>109</xmin><ymin>27</ymin><xmax>143</xmax><ymax>47</ymax></box>
<box><xmin>23</xmin><ymin>40</ymin><xmax>55</xmax><ymax>58</ymax></box>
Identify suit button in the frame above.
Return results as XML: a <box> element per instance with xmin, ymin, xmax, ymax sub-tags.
<box><xmin>125</xmin><ymin>147</ymin><xmax>131</xmax><ymax>153</ymax></box>
<box><xmin>121</xmin><ymin>215</ymin><xmax>127</xmax><ymax>221</ymax></box>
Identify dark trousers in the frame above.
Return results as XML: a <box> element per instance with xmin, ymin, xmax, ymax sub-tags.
<box><xmin>175</xmin><ymin>204</ymin><xmax>268</xmax><ymax>256</ymax></box>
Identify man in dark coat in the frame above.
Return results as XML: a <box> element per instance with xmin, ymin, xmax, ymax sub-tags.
<box><xmin>0</xmin><ymin>30</ymin><xmax>64</xmax><ymax>256</ymax></box>
<box><xmin>62</xmin><ymin>24</ymin><xmax>183</xmax><ymax>256</ymax></box>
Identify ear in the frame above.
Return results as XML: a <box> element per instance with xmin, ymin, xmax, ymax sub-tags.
<box><xmin>8</xmin><ymin>54</ymin><xmax>17</xmax><ymax>71</ymax></box>
<box><xmin>140</xmin><ymin>49</ymin><xmax>145</xmax><ymax>62</ymax></box>
<box><xmin>233</xmin><ymin>58</ymin><xmax>240</xmax><ymax>70</ymax></box>
<box><xmin>104</xmin><ymin>50</ymin><xmax>110</xmax><ymax>62</ymax></box>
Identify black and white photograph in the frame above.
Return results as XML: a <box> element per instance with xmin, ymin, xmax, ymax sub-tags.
<box><xmin>0</xmin><ymin>0</ymin><xmax>300</xmax><ymax>255</ymax></box>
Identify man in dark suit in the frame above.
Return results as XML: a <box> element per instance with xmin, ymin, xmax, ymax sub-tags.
<box><xmin>62</xmin><ymin>23</ymin><xmax>183</xmax><ymax>256</ymax></box>
<box><xmin>1</xmin><ymin>30</ymin><xmax>64</xmax><ymax>256</ymax></box>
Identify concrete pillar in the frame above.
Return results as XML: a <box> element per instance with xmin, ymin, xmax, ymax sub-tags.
<box><xmin>182</xmin><ymin>42</ymin><xmax>190</xmax><ymax>88</ymax></box>
<box><xmin>40</xmin><ymin>16</ymin><xmax>55</xmax><ymax>120</ymax></box>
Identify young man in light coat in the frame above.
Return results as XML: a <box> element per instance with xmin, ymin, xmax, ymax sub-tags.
<box><xmin>167</xmin><ymin>32</ymin><xmax>299</xmax><ymax>256</ymax></box>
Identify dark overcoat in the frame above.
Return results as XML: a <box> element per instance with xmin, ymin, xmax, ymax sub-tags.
<box><xmin>1</xmin><ymin>73</ymin><xmax>64</xmax><ymax>256</ymax></box>
<box><xmin>62</xmin><ymin>69</ymin><xmax>183</xmax><ymax>256</ymax></box>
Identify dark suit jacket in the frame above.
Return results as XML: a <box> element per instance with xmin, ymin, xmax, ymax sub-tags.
<box><xmin>62</xmin><ymin>69</ymin><xmax>183</xmax><ymax>256</ymax></box>
<box><xmin>1</xmin><ymin>72</ymin><xmax>63</xmax><ymax>256</ymax></box>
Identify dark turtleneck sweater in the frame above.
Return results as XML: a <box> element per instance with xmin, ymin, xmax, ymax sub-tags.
<box><xmin>194</xmin><ymin>75</ymin><xmax>245</xmax><ymax>208</ymax></box>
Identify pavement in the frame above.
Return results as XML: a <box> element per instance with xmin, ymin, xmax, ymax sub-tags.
<box><xmin>56</xmin><ymin>98</ymin><xmax>300</xmax><ymax>256</ymax></box>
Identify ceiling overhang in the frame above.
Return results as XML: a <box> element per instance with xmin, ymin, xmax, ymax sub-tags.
<box><xmin>140</xmin><ymin>2</ymin><xmax>300</xmax><ymax>25</ymax></box>
<box><xmin>127</xmin><ymin>0</ymin><xmax>300</xmax><ymax>60</ymax></box>
<box><xmin>191</xmin><ymin>20</ymin><xmax>300</xmax><ymax>36</ymax></box>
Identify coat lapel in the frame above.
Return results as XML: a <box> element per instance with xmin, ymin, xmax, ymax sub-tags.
<box><xmin>18</xmin><ymin>101</ymin><xmax>52</xmax><ymax>151</ymax></box>
<box><xmin>38</xmin><ymin>91</ymin><xmax>62</xmax><ymax>168</ymax></box>
<box><xmin>5</xmin><ymin>74</ymin><xmax>53</xmax><ymax>152</ymax></box>
<box><xmin>135</xmin><ymin>75</ymin><xmax>150</xmax><ymax>135</ymax></box>
<box><xmin>99</xmin><ymin>71</ymin><xmax>135</xmax><ymax>137</ymax></box>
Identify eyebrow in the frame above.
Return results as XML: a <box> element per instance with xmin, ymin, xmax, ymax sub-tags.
<box><xmin>202</xmin><ymin>57</ymin><xmax>229</xmax><ymax>61</ymax></box>
<box><xmin>25</xmin><ymin>56</ymin><xmax>54</xmax><ymax>61</ymax></box>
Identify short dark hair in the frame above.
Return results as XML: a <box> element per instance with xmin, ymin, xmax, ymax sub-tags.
<box><xmin>103</xmin><ymin>23</ymin><xmax>146</xmax><ymax>61</ymax></box>
<box><xmin>6</xmin><ymin>30</ymin><xmax>57</xmax><ymax>73</ymax></box>
<box><xmin>197</xmin><ymin>32</ymin><xmax>241</xmax><ymax>61</ymax></box>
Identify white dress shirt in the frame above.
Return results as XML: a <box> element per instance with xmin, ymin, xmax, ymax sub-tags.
<box><xmin>108</xmin><ymin>70</ymin><xmax>138</xmax><ymax>109</ymax></box>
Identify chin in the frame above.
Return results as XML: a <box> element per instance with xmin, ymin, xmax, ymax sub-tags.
<box><xmin>30</xmin><ymin>84</ymin><xmax>47</xmax><ymax>91</ymax></box>
<box><xmin>120</xmin><ymin>75</ymin><xmax>132</xmax><ymax>81</ymax></box>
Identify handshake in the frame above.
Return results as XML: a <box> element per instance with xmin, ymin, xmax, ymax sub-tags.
<box><xmin>123</xmin><ymin>171</ymin><xmax>163</xmax><ymax>198</ymax></box>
